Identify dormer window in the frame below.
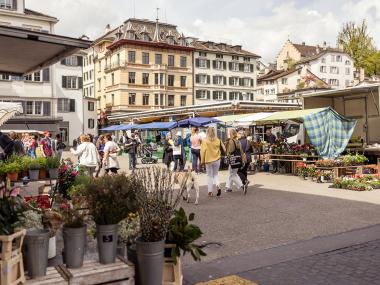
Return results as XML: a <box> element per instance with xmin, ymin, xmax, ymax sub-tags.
<box><xmin>167</xmin><ymin>36</ymin><xmax>175</xmax><ymax>45</ymax></box>
<box><xmin>142</xmin><ymin>33</ymin><xmax>150</xmax><ymax>41</ymax></box>
<box><xmin>0</xmin><ymin>0</ymin><xmax>14</xmax><ymax>10</ymax></box>
<box><xmin>127</xmin><ymin>31</ymin><xmax>135</xmax><ymax>40</ymax></box>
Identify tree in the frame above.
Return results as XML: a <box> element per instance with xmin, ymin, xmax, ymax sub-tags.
<box><xmin>337</xmin><ymin>20</ymin><xmax>380</xmax><ymax>75</ymax></box>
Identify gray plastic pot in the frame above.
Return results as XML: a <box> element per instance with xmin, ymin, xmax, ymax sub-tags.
<box><xmin>28</xmin><ymin>169</ymin><xmax>39</xmax><ymax>181</ymax></box>
<box><xmin>48</xmin><ymin>168</ymin><xmax>58</xmax><ymax>179</ymax></box>
<box><xmin>136</xmin><ymin>238</ymin><xmax>165</xmax><ymax>285</ymax></box>
<box><xmin>63</xmin><ymin>225</ymin><xmax>87</xmax><ymax>268</ymax></box>
<box><xmin>127</xmin><ymin>244</ymin><xmax>140</xmax><ymax>285</ymax></box>
<box><xmin>23</xmin><ymin>229</ymin><xmax>49</xmax><ymax>278</ymax></box>
<box><xmin>96</xmin><ymin>224</ymin><xmax>118</xmax><ymax>264</ymax></box>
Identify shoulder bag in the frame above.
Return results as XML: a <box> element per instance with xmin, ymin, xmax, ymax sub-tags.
<box><xmin>226</xmin><ymin>139</ymin><xmax>243</xmax><ymax>169</ymax></box>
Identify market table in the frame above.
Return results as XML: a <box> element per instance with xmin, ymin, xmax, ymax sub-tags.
<box><xmin>315</xmin><ymin>165</ymin><xmax>376</xmax><ymax>179</ymax></box>
<box><xmin>264</xmin><ymin>154</ymin><xmax>321</xmax><ymax>174</ymax></box>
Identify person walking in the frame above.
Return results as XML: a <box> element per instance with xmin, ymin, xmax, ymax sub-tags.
<box><xmin>225</xmin><ymin>129</ymin><xmax>246</xmax><ymax>193</ymax></box>
<box><xmin>9</xmin><ymin>131</ymin><xmax>25</xmax><ymax>156</ymax></box>
<box><xmin>238</xmin><ymin>130</ymin><xmax>252</xmax><ymax>188</ymax></box>
<box><xmin>173</xmin><ymin>131</ymin><xmax>185</xmax><ymax>171</ymax></box>
<box><xmin>95</xmin><ymin>135</ymin><xmax>105</xmax><ymax>177</ymax></box>
<box><xmin>163</xmin><ymin>132</ymin><xmax>174</xmax><ymax>169</ymax></box>
<box><xmin>40</xmin><ymin>131</ymin><xmax>53</xmax><ymax>158</ymax></box>
<box><xmin>70</xmin><ymin>135</ymin><xmax>99</xmax><ymax>177</ymax></box>
<box><xmin>190</xmin><ymin>127</ymin><xmax>202</xmax><ymax>174</ymax></box>
<box><xmin>103</xmin><ymin>134</ymin><xmax>120</xmax><ymax>175</ymax></box>
<box><xmin>125</xmin><ymin>133</ymin><xmax>139</xmax><ymax>171</ymax></box>
<box><xmin>28</xmin><ymin>134</ymin><xmax>38</xmax><ymax>159</ymax></box>
<box><xmin>201</xmin><ymin>127</ymin><xmax>225</xmax><ymax>197</ymax></box>
<box><xmin>54</xmin><ymin>134</ymin><xmax>66</xmax><ymax>161</ymax></box>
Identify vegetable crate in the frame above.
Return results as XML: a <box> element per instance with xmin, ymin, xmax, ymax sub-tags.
<box><xmin>0</xmin><ymin>229</ymin><xmax>26</xmax><ymax>285</ymax></box>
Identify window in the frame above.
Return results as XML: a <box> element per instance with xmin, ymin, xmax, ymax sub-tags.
<box><xmin>231</xmin><ymin>62</ymin><xmax>239</xmax><ymax>71</ymax></box>
<box><xmin>345</xmin><ymin>60</ymin><xmax>351</xmax><ymax>65</ymax></box>
<box><xmin>168</xmin><ymin>95</ymin><xmax>175</xmax><ymax>106</ymax></box>
<box><xmin>128</xmin><ymin>72</ymin><xmax>135</xmax><ymax>84</ymax></box>
<box><xmin>88</xmin><ymin>119</ymin><xmax>95</xmax><ymax>129</ymax></box>
<box><xmin>195</xmin><ymin>90</ymin><xmax>208</xmax><ymax>100</ymax></box>
<box><xmin>128</xmin><ymin>51</ymin><xmax>136</xmax><ymax>63</ymax></box>
<box><xmin>155</xmin><ymin>53</ymin><xmax>162</xmax><ymax>64</ymax></box>
<box><xmin>214</xmin><ymin>60</ymin><xmax>225</xmax><ymax>70</ymax></box>
<box><xmin>97</xmin><ymin>78</ymin><xmax>101</xmax><ymax>91</ymax></box>
<box><xmin>328</xmin><ymin>79</ymin><xmax>339</xmax><ymax>86</ymax></box>
<box><xmin>244</xmin><ymin>64</ymin><xmax>251</xmax><ymax>72</ymax></box>
<box><xmin>320</xmin><ymin>66</ymin><xmax>327</xmax><ymax>73</ymax></box>
<box><xmin>34</xmin><ymin>72</ymin><xmax>41</xmax><ymax>82</ymax></box>
<box><xmin>127</xmin><ymin>31</ymin><xmax>135</xmax><ymax>39</ymax></box>
<box><xmin>116</xmin><ymin>53</ymin><xmax>120</xmax><ymax>66</ymax></box>
<box><xmin>196</xmin><ymin>74</ymin><xmax>209</xmax><ymax>84</ymax></box>
<box><xmin>345</xmin><ymin>67</ymin><xmax>350</xmax><ymax>75</ymax></box>
<box><xmin>111</xmin><ymin>73</ymin><xmax>114</xmax><ymax>85</ymax></box>
<box><xmin>330</xmin><ymin>66</ymin><xmax>339</xmax><ymax>74</ymax></box>
<box><xmin>180</xmin><ymin>95</ymin><xmax>187</xmax><ymax>106</ymax></box>
<box><xmin>229</xmin><ymin>77</ymin><xmax>239</xmax><ymax>86</ymax></box>
<box><xmin>168</xmin><ymin>55</ymin><xmax>175</xmax><ymax>66</ymax></box>
<box><xmin>336</xmin><ymin>55</ymin><xmax>342</xmax><ymax>62</ymax></box>
<box><xmin>213</xmin><ymin>75</ymin><xmax>224</xmax><ymax>85</ymax></box>
<box><xmin>62</xmin><ymin>76</ymin><xmax>78</xmax><ymax>89</ymax></box>
<box><xmin>321</xmin><ymin>58</ymin><xmax>326</xmax><ymax>63</ymax></box>
<box><xmin>281</xmin><ymin>78</ymin><xmax>288</xmax><ymax>84</ymax></box>
<box><xmin>198</xmin><ymin>58</ymin><xmax>208</xmax><ymax>68</ymax></box>
<box><xmin>180</xmin><ymin>56</ymin><xmax>187</xmax><ymax>67</ymax></box>
<box><xmin>229</xmin><ymin>92</ymin><xmax>240</xmax><ymax>100</ymax></box>
<box><xmin>168</xmin><ymin>75</ymin><xmax>175</xmax><ymax>87</ymax></box>
<box><xmin>88</xmin><ymin>101</ymin><xmax>95</xmax><ymax>111</ymax></box>
<box><xmin>232</xmin><ymin>56</ymin><xmax>239</xmax><ymax>61</ymax></box>
<box><xmin>128</xmin><ymin>93</ymin><xmax>136</xmax><ymax>105</ymax></box>
<box><xmin>216</xmin><ymin>54</ymin><xmax>223</xmax><ymax>59</ymax></box>
<box><xmin>154</xmin><ymin>73</ymin><xmax>165</xmax><ymax>85</ymax></box>
<box><xmin>154</xmin><ymin>94</ymin><xmax>160</xmax><ymax>105</ymax></box>
<box><xmin>0</xmin><ymin>73</ymin><xmax>10</xmax><ymax>80</ymax></box>
<box><xmin>345</xmin><ymin>80</ymin><xmax>350</xmax><ymax>87</ymax></box>
<box><xmin>142</xmin><ymin>52</ymin><xmax>149</xmax><ymax>64</ymax></box>
<box><xmin>330</xmin><ymin>55</ymin><xmax>335</xmax><ymax>62</ymax></box>
<box><xmin>243</xmin><ymin>57</ymin><xmax>251</xmax><ymax>62</ymax></box>
<box><xmin>63</xmin><ymin>56</ymin><xmax>79</xmax><ymax>66</ymax></box>
<box><xmin>244</xmin><ymin>78</ymin><xmax>251</xmax><ymax>87</ymax></box>
<box><xmin>57</xmin><ymin>99</ymin><xmax>76</xmax><ymax>112</ymax></box>
<box><xmin>26</xmin><ymin>101</ymin><xmax>33</xmax><ymax>114</ymax></box>
<box><xmin>199</xmin><ymin>52</ymin><xmax>207</xmax><ymax>57</ymax></box>
<box><xmin>142</xmin><ymin>33</ymin><xmax>150</xmax><ymax>41</ymax></box>
<box><xmin>43</xmin><ymin>102</ymin><xmax>51</xmax><ymax>116</ymax></box>
<box><xmin>24</xmin><ymin>74</ymin><xmax>32</xmax><ymax>81</ymax></box>
<box><xmin>213</xmin><ymin>91</ymin><xmax>225</xmax><ymax>101</ymax></box>
<box><xmin>142</xmin><ymin>73</ymin><xmax>149</xmax><ymax>84</ymax></box>
<box><xmin>0</xmin><ymin>0</ymin><xmax>14</xmax><ymax>9</ymax></box>
<box><xmin>34</xmin><ymin>101</ymin><xmax>42</xmax><ymax>114</ymax></box>
<box><xmin>180</xmin><ymin>76</ymin><xmax>186</xmax><ymax>87</ymax></box>
<box><xmin>143</xmin><ymin>94</ymin><xmax>150</xmax><ymax>105</ymax></box>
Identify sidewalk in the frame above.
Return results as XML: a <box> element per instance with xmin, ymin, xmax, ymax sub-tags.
<box><xmin>184</xmin><ymin>224</ymin><xmax>380</xmax><ymax>285</ymax></box>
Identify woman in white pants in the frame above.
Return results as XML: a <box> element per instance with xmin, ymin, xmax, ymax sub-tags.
<box><xmin>200</xmin><ymin>127</ymin><xmax>225</xmax><ymax>197</ymax></box>
<box><xmin>225</xmin><ymin>129</ymin><xmax>246</xmax><ymax>192</ymax></box>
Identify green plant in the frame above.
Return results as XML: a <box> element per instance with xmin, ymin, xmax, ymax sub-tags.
<box><xmin>82</xmin><ymin>174</ymin><xmax>139</xmax><ymax>225</ymax></box>
<box><xmin>166</xmin><ymin>207</ymin><xmax>206</xmax><ymax>263</ymax></box>
<box><xmin>37</xmin><ymin>157</ymin><xmax>48</xmax><ymax>170</ymax></box>
<box><xmin>20</xmin><ymin>156</ymin><xmax>32</xmax><ymax>172</ymax></box>
<box><xmin>134</xmin><ymin>167</ymin><xmax>188</xmax><ymax>242</ymax></box>
<box><xmin>46</xmin><ymin>156</ymin><xmax>60</xmax><ymax>169</ymax></box>
<box><xmin>3</xmin><ymin>162</ymin><xmax>20</xmax><ymax>174</ymax></box>
<box><xmin>28</xmin><ymin>160</ymin><xmax>41</xmax><ymax>170</ymax></box>
<box><xmin>54</xmin><ymin>195</ymin><xmax>85</xmax><ymax>228</ymax></box>
<box><xmin>118</xmin><ymin>213</ymin><xmax>140</xmax><ymax>245</ymax></box>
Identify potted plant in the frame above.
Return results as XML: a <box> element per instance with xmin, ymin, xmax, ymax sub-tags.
<box><xmin>28</xmin><ymin>160</ymin><xmax>41</xmax><ymax>181</ymax></box>
<box><xmin>83</xmin><ymin>174</ymin><xmax>138</xmax><ymax>264</ymax></box>
<box><xmin>46</xmin><ymin>156</ymin><xmax>60</xmax><ymax>179</ymax></box>
<box><xmin>37</xmin><ymin>157</ymin><xmax>47</xmax><ymax>179</ymax></box>
<box><xmin>134</xmin><ymin>167</ymin><xmax>188</xmax><ymax>285</ymax></box>
<box><xmin>19</xmin><ymin>156</ymin><xmax>31</xmax><ymax>178</ymax></box>
<box><xmin>118</xmin><ymin>213</ymin><xmax>140</xmax><ymax>258</ymax></box>
<box><xmin>0</xmin><ymin>182</ymin><xmax>27</xmax><ymax>284</ymax></box>
<box><xmin>3</xmin><ymin>162</ymin><xmax>20</xmax><ymax>182</ymax></box>
<box><xmin>300</xmin><ymin>153</ymin><xmax>308</xmax><ymax>162</ymax></box>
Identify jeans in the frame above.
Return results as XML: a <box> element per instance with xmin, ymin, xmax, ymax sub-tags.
<box><xmin>129</xmin><ymin>153</ymin><xmax>137</xmax><ymax>169</ymax></box>
<box><xmin>226</xmin><ymin>165</ymin><xmax>243</xmax><ymax>190</ymax></box>
<box><xmin>191</xmin><ymin>148</ymin><xmax>201</xmax><ymax>173</ymax></box>
<box><xmin>205</xmin><ymin>159</ymin><xmax>220</xmax><ymax>193</ymax></box>
<box><xmin>174</xmin><ymin>155</ymin><xmax>184</xmax><ymax>171</ymax></box>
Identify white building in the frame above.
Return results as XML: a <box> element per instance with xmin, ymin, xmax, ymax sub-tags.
<box><xmin>190</xmin><ymin>41</ymin><xmax>260</xmax><ymax>104</ymax></box>
<box><xmin>0</xmin><ymin>0</ymin><xmax>97</xmax><ymax>145</ymax></box>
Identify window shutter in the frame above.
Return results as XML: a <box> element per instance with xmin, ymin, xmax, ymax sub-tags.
<box><xmin>223</xmin><ymin>91</ymin><xmax>227</xmax><ymax>100</ymax></box>
<box><xmin>229</xmin><ymin>62</ymin><xmax>232</xmax><ymax>70</ymax></box>
<box><xmin>77</xmin><ymin>56</ymin><xmax>83</xmax><ymax>66</ymax></box>
<box><xmin>195</xmin><ymin>90</ymin><xmax>200</xmax><ymax>98</ymax></box>
<box><xmin>239</xmin><ymin>78</ymin><xmax>243</xmax><ymax>86</ymax></box>
<box><xmin>43</xmin><ymin>102</ymin><xmax>51</xmax><ymax>116</ymax></box>
<box><xmin>213</xmin><ymin>76</ymin><xmax>217</xmax><ymax>84</ymax></box>
<box><xmin>62</xmin><ymin>76</ymin><xmax>67</xmax><ymax>88</ymax></box>
<box><xmin>222</xmin><ymin>76</ymin><xmax>226</xmax><ymax>85</ymax></box>
<box><xmin>207</xmin><ymin>75</ymin><xmax>210</xmax><ymax>84</ymax></box>
<box><xmin>69</xmin><ymin>99</ymin><xmax>76</xmax><ymax>112</ymax></box>
<box><xmin>251</xmin><ymin>79</ymin><xmax>254</xmax><ymax>87</ymax></box>
<box><xmin>212</xmin><ymin>60</ymin><xmax>216</xmax><ymax>69</ymax></box>
<box><xmin>195</xmin><ymin>74</ymin><xmax>200</xmax><ymax>83</ymax></box>
<box><xmin>12</xmin><ymin>0</ymin><xmax>17</xmax><ymax>9</ymax></box>
<box><xmin>206</xmin><ymin>60</ymin><xmax>210</xmax><ymax>69</ymax></box>
<box><xmin>250</xmin><ymin>64</ymin><xmax>254</xmax><ymax>72</ymax></box>
<box><xmin>239</xmin><ymin>92</ymin><xmax>243</xmax><ymax>100</ymax></box>
<box><xmin>212</xmin><ymin>91</ymin><xmax>217</xmax><ymax>100</ymax></box>
<box><xmin>239</xmin><ymin>63</ymin><xmax>244</xmax><ymax>72</ymax></box>
<box><xmin>223</xmin><ymin>61</ymin><xmax>227</xmax><ymax>70</ymax></box>
<box><xmin>78</xmin><ymin>77</ymin><xmax>83</xmax><ymax>89</ymax></box>
<box><xmin>207</xmin><ymin>90</ymin><xmax>210</xmax><ymax>99</ymax></box>
<box><xmin>42</xmin><ymin>68</ymin><xmax>50</xmax><ymax>82</ymax></box>
<box><xmin>229</xmin><ymin>77</ymin><xmax>233</xmax><ymax>86</ymax></box>
<box><xmin>60</xmin><ymin>59</ymin><xmax>66</xmax><ymax>65</ymax></box>
<box><xmin>195</xmin><ymin>58</ymin><xmax>200</xmax><ymax>67</ymax></box>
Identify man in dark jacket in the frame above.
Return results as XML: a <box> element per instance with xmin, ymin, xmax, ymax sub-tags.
<box><xmin>0</xmin><ymin>132</ymin><xmax>14</xmax><ymax>160</ymax></box>
<box><xmin>125</xmin><ymin>133</ymin><xmax>139</xmax><ymax>170</ymax></box>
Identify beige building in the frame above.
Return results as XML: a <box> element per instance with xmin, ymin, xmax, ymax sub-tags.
<box><xmin>92</xmin><ymin>18</ymin><xmax>193</xmax><ymax>119</ymax></box>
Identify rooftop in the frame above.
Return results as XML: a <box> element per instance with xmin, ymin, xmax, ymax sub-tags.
<box><xmin>192</xmin><ymin>41</ymin><xmax>260</xmax><ymax>57</ymax></box>
<box><xmin>24</xmin><ymin>8</ymin><xmax>58</xmax><ymax>21</ymax></box>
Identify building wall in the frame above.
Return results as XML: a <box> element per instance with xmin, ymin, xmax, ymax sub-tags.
<box><xmin>193</xmin><ymin>51</ymin><xmax>258</xmax><ymax>104</ymax></box>
<box><xmin>307</xmin><ymin>52</ymin><xmax>354</xmax><ymax>89</ymax></box>
<box><xmin>95</xmin><ymin>41</ymin><xmax>193</xmax><ymax>114</ymax></box>
<box><xmin>276</xmin><ymin>41</ymin><xmax>301</xmax><ymax>70</ymax></box>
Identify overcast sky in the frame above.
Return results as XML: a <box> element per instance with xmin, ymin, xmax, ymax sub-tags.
<box><xmin>27</xmin><ymin>0</ymin><xmax>380</xmax><ymax>62</ymax></box>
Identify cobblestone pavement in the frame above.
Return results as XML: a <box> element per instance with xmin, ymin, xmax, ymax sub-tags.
<box><xmin>239</xmin><ymin>239</ymin><xmax>380</xmax><ymax>285</ymax></box>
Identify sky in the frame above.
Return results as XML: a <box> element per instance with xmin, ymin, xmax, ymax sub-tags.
<box><xmin>27</xmin><ymin>0</ymin><xmax>380</xmax><ymax>63</ymax></box>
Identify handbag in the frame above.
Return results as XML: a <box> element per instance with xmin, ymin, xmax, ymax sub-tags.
<box><xmin>226</xmin><ymin>139</ymin><xmax>243</xmax><ymax>169</ymax></box>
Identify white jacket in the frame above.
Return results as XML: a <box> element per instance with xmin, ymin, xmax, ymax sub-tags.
<box><xmin>71</xmin><ymin>142</ymin><xmax>99</xmax><ymax>167</ymax></box>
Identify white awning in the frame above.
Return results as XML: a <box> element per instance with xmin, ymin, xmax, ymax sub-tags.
<box><xmin>234</xmin><ymin>112</ymin><xmax>273</xmax><ymax>127</ymax></box>
<box><xmin>0</xmin><ymin>102</ymin><xmax>23</xmax><ymax>127</ymax></box>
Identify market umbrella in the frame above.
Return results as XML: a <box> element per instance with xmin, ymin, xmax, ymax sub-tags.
<box><xmin>234</xmin><ymin>112</ymin><xmax>273</xmax><ymax>127</ymax></box>
<box><xmin>99</xmin><ymin>125</ymin><xmax>121</xmax><ymax>131</ymax></box>
<box><xmin>135</xmin><ymin>121</ymin><xmax>178</xmax><ymax>130</ymax></box>
<box><xmin>0</xmin><ymin>102</ymin><xmax>23</xmax><ymax>127</ymax></box>
<box><xmin>177</xmin><ymin>117</ymin><xmax>221</xmax><ymax>127</ymax></box>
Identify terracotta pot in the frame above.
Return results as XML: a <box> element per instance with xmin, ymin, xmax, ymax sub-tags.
<box><xmin>7</xmin><ymin>172</ymin><xmax>18</xmax><ymax>182</ymax></box>
<box><xmin>39</xmin><ymin>169</ymin><xmax>47</xmax><ymax>179</ymax></box>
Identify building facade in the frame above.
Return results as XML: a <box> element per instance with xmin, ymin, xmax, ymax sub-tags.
<box><xmin>191</xmin><ymin>41</ymin><xmax>260</xmax><ymax>105</ymax></box>
<box><xmin>92</xmin><ymin>18</ymin><xmax>194</xmax><ymax>120</ymax></box>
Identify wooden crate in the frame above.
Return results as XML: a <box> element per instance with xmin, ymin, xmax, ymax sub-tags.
<box><xmin>163</xmin><ymin>245</ymin><xmax>182</xmax><ymax>285</ymax></box>
<box><xmin>25</xmin><ymin>267</ymin><xmax>66</xmax><ymax>285</ymax></box>
<box><xmin>0</xmin><ymin>229</ymin><xmax>26</xmax><ymax>285</ymax></box>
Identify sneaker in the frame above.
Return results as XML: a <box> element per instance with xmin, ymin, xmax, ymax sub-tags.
<box><xmin>225</xmin><ymin>188</ymin><xmax>232</xmax><ymax>193</ymax></box>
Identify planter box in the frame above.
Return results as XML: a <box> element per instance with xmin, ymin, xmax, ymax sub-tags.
<box><xmin>163</xmin><ymin>244</ymin><xmax>182</xmax><ymax>285</ymax></box>
<box><xmin>0</xmin><ymin>229</ymin><xmax>26</xmax><ymax>285</ymax></box>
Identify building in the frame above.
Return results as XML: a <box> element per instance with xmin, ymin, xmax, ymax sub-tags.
<box><xmin>276</xmin><ymin>40</ymin><xmax>355</xmax><ymax>89</ymax></box>
<box><xmin>190</xmin><ymin>40</ymin><xmax>260</xmax><ymax>105</ymax></box>
<box><xmin>0</xmin><ymin>0</ymin><xmax>96</xmax><ymax>145</ymax></box>
<box><xmin>92</xmin><ymin>18</ymin><xmax>194</xmax><ymax>120</ymax></box>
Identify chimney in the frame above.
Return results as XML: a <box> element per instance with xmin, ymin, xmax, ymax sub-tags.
<box><xmin>323</xmin><ymin>41</ymin><xmax>327</xmax><ymax>50</ymax></box>
<box><xmin>359</xmin><ymin>68</ymin><xmax>365</xmax><ymax>82</ymax></box>
<box><xmin>105</xmin><ymin>24</ymin><xmax>111</xmax><ymax>34</ymax></box>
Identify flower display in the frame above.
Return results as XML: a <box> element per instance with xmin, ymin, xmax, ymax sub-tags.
<box><xmin>332</xmin><ymin>174</ymin><xmax>380</xmax><ymax>191</ymax></box>
<box><xmin>57</xmin><ymin>158</ymin><xmax>78</xmax><ymax>198</ymax></box>
<box><xmin>118</xmin><ymin>213</ymin><xmax>140</xmax><ymax>245</ymax></box>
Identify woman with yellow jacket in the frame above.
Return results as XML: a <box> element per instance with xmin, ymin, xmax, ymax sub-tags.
<box><xmin>201</xmin><ymin>127</ymin><xmax>226</xmax><ymax>197</ymax></box>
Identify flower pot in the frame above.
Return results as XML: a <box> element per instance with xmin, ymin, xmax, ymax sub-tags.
<box><xmin>48</xmin><ymin>236</ymin><xmax>56</xmax><ymax>259</ymax></box>
<box><xmin>63</xmin><ymin>225</ymin><xmax>87</xmax><ymax>268</ymax></box>
<box><xmin>302</xmin><ymin>158</ymin><xmax>307</xmax><ymax>162</ymax></box>
<box><xmin>136</xmin><ymin>238</ymin><xmax>165</xmax><ymax>285</ymax></box>
<box><xmin>23</xmin><ymin>229</ymin><xmax>49</xmax><ymax>278</ymax></box>
<box><xmin>39</xmin><ymin>169</ymin><xmax>47</xmax><ymax>179</ymax></box>
<box><xmin>96</xmin><ymin>224</ymin><xmax>118</xmax><ymax>264</ymax></box>
<box><xmin>28</xmin><ymin>169</ymin><xmax>40</xmax><ymax>181</ymax></box>
<box><xmin>7</xmin><ymin>171</ymin><xmax>18</xmax><ymax>182</ymax></box>
<box><xmin>127</xmin><ymin>244</ymin><xmax>141</xmax><ymax>285</ymax></box>
<box><xmin>48</xmin><ymin>168</ymin><xmax>58</xmax><ymax>179</ymax></box>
